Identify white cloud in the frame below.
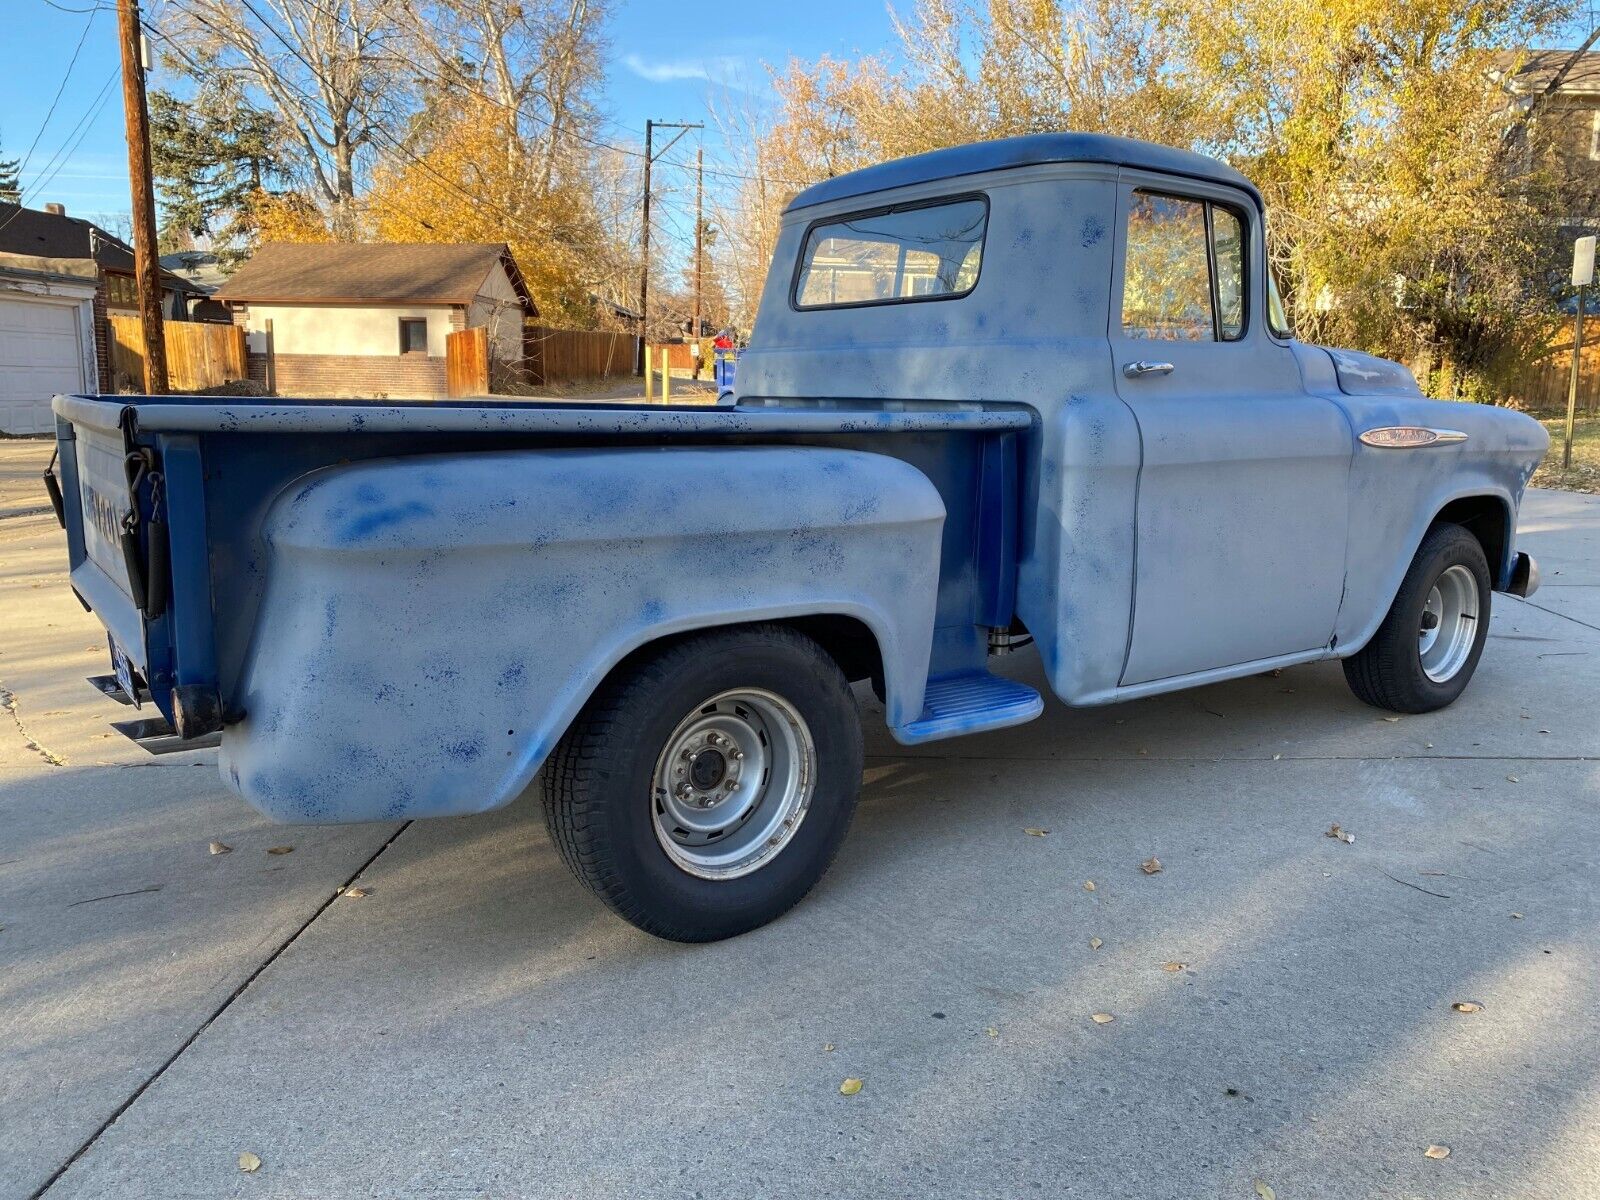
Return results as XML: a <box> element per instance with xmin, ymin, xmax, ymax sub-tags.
<box><xmin>622</xmin><ymin>52</ymin><xmax>752</xmax><ymax>89</ymax></box>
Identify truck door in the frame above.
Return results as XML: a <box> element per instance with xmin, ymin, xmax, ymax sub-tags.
<box><xmin>1109</xmin><ymin>173</ymin><xmax>1351</xmax><ymax>686</ymax></box>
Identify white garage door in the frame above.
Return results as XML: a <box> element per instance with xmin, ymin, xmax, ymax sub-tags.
<box><xmin>0</xmin><ymin>296</ymin><xmax>85</xmax><ymax>435</ymax></box>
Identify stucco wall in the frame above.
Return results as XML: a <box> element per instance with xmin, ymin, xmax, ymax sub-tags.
<box><xmin>235</xmin><ymin>303</ymin><xmax>457</xmax><ymax>357</ymax></box>
<box><xmin>468</xmin><ymin>263</ymin><xmax>526</xmax><ymax>367</ymax></box>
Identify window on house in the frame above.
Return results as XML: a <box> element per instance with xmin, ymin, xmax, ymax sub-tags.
<box><xmin>1121</xmin><ymin>191</ymin><xmax>1250</xmax><ymax>342</ymax></box>
<box><xmin>399</xmin><ymin>318</ymin><xmax>428</xmax><ymax>354</ymax></box>
<box><xmin>793</xmin><ymin>196</ymin><xmax>988</xmax><ymax>309</ymax></box>
<box><xmin>105</xmin><ymin>272</ymin><xmax>137</xmax><ymax>308</ymax></box>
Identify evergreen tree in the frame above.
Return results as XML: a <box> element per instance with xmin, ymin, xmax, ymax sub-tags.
<box><xmin>149</xmin><ymin>67</ymin><xmax>285</xmax><ymax>265</ymax></box>
<box><xmin>0</xmin><ymin>129</ymin><xmax>22</xmax><ymax>205</ymax></box>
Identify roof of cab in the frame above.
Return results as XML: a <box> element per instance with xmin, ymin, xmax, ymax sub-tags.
<box><xmin>784</xmin><ymin>132</ymin><xmax>1262</xmax><ymax>213</ymax></box>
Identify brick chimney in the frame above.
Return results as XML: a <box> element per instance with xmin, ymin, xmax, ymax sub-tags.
<box><xmin>44</xmin><ymin>202</ymin><xmax>66</xmax><ymax>216</ymax></box>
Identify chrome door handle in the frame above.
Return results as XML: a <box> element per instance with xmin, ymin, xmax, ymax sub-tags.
<box><xmin>1122</xmin><ymin>360</ymin><xmax>1175</xmax><ymax>378</ymax></box>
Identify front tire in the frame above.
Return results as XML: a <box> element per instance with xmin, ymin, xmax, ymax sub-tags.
<box><xmin>1343</xmin><ymin>522</ymin><xmax>1491</xmax><ymax>713</ymax></box>
<box><xmin>541</xmin><ymin>624</ymin><xmax>863</xmax><ymax>942</ymax></box>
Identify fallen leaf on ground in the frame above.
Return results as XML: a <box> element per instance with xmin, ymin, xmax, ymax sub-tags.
<box><xmin>1024</xmin><ymin>828</ymin><xmax>1049</xmax><ymax>837</ymax></box>
<box><xmin>985</xmin><ymin>1027</ymin><xmax>999</xmax><ymax>1038</ymax></box>
<box><xmin>345</xmin><ymin>887</ymin><xmax>368</xmax><ymax>899</ymax></box>
<box><xmin>266</xmin><ymin>846</ymin><xmax>294</xmax><ymax>856</ymax></box>
<box><xmin>1160</xmin><ymin>961</ymin><xmax>1186</xmax><ymax>972</ymax></box>
<box><xmin>1140</xmin><ymin>856</ymin><xmax>1163</xmax><ymax>875</ymax></box>
<box><xmin>839</xmin><ymin>1078</ymin><xmax>863</xmax><ymax>1096</ymax></box>
<box><xmin>208</xmin><ymin>841</ymin><xmax>231</xmax><ymax>856</ymax></box>
<box><xmin>1089</xmin><ymin>937</ymin><xmax>1103</xmax><ymax>950</ymax></box>
<box><xmin>238</xmin><ymin>1152</ymin><xmax>262</xmax><ymax>1173</ymax></box>
<box><xmin>1254</xmin><ymin>1183</ymin><xmax>1276</xmax><ymax>1200</ymax></box>
<box><xmin>1424</xmin><ymin>1144</ymin><xmax>1451</xmax><ymax>1160</ymax></box>
<box><xmin>1452</xmin><ymin>1001</ymin><xmax>1483</xmax><ymax>1013</ymax></box>
<box><xmin>1083</xmin><ymin>881</ymin><xmax>1096</xmax><ymax>892</ymax></box>
<box><xmin>1325</xmin><ymin>823</ymin><xmax>1355</xmax><ymax>844</ymax></box>
<box><xmin>823</xmin><ymin>1043</ymin><xmax>834</xmax><ymax>1052</ymax></box>
<box><xmin>1506</xmin><ymin>775</ymin><xmax>1520</xmax><ymax>784</ymax></box>
<box><xmin>1090</xmin><ymin>1012</ymin><xmax>1116</xmax><ymax>1024</ymax></box>
<box><xmin>1511</xmin><ymin>912</ymin><xmax>1524</xmax><ymax>920</ymax></box>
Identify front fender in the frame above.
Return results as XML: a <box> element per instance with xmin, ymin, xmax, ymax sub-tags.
<box><xmin>1331</xmin><ymin>393</ymin><xmax>1546</xmax><ymax>654</ymax></box>
<box><xmin>219</xmin><ymin>446</ymin><xmax>945</xmax><ymax>823</ymax></box>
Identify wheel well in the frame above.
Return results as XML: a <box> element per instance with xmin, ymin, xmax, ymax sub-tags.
<box><xmin>1431</xmin><ymin>496</ymin><xmax>1508</xmax><ymax>581</ymax></box>
<box><xmin>603</xmin><ymin>614</ymin><xmax>886</xmax><ymax>690</ymax></box>
<box><xmin>774</xmin><ymin>614</ymin><xmax>885</xmax><ymax>687</ymax></box>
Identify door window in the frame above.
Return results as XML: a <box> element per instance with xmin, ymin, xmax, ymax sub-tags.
<box><xmin>1121</xmin><ymin>191</ymin><xmax>1248</xmax><ymax>341</ymax></box>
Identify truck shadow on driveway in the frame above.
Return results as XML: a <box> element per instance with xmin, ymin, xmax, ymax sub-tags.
<box><xmin>11</xmin><ymin>597</ymin><xmax>1600</xmax><ymax>1197</ymax></box>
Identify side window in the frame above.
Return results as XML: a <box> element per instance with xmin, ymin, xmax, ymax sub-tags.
<box><xmin>1211</xmin><ymin>207</ymin><xmax>1244</xmax><ymax>339</ymax></box>
<box><xmin>1121</xmin><ymin>191</ymin><xmax>1249</xmax><ymax>342</ymax></box>
<box><xmin>793</xmin><ymin>196</ymin><xmax>987</xmax><ymax>309</ymax></box>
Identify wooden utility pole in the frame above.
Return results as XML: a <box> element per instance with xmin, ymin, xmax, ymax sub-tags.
<box><xmin>116</xmin><ymin>0</ymin><xmax>168</xmax><ymax>394</ymax></box>
<box><xmin>693</xmin><ymin>145</ymin><xmax>704</xmax><ymax>348</ymax></box>
<box><xmin>636</xmin><ymin>119</ymin><xmax>702</xmax><ymax>376</ymax></box>
<box><xmin>637</xmin><ymin>119</ymin><xmax>652</xmax><ymax>376</ymax></box>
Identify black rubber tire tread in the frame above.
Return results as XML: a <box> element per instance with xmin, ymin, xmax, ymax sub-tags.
<box><xmin>541</xmin><ymin>623</ymin><xmax>862</xmax><ymax>942</ymax></box>
<box><xmin>1343</xmin><ymin>522</ymin><xmax>1491</xmax><ymax>714</ymax></box>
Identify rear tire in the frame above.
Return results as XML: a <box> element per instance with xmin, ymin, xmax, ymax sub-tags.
<box><xmin>1343</xmin><ymin>522</ymin><xmax>1491</xmax><ymax>713</ymax></box>
<box><xmin>541</xmin><ymin>624</ymin><xmax>863</xmax><ymax>942</ymax></box>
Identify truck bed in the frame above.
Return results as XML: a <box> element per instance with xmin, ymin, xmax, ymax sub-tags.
<box><xmin>53</xmin><ymin>391</ymin><xmax>1034</xmax><ymax>759</ymax></box>
<box><xmin>55</xmin><ymin>393</ymin><xmax>1031</xmax><ymax>438</ymax></box>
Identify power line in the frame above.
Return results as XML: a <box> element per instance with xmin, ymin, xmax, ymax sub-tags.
<box><xmin>0</xmin><ymin>68</ymin><xmax>120</xmax><ymax>237</ymax></box>
<box><xmin>15</xmin><ymin>2</ymin><xmax>100</xmax><ymax>177</ymax></box>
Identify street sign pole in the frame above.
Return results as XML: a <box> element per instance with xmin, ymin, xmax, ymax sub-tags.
<box><xmin>1566</xmin><ymin>235</ymin><xmax>1595</xmax><ymax>471</ymax></box>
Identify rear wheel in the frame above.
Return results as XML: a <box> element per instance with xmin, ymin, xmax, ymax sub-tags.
<box><xmin>1343</xmin><ymin>522</ymin><xmax>1491</xmax><ymax>713</ymax></box>
<box><xmin>541</xmin><ymin>624</ymin><xmax>863</xmax><ymax>942</ymax></box>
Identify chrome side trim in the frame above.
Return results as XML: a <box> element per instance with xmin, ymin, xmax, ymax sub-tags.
<box><xmin>1359</xmin><ymin>426</ymin><xmax>1469</xmax><ymax>448</ymax></box>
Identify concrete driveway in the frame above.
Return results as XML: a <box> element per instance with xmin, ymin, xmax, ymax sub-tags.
<box><xmin>3</xmin><ymin>435</ymin><xmax>1597</xmax><ymax>1199</ymax></box>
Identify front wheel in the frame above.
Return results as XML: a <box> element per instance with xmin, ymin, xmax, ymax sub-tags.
<box><xmin>541</xmin><ymin>624</ymin><xmax>863</xmax><ymax>942</ymax></box>
<box><xmin>1343</xmin><ymin>522</ymin><xmax>1491</xmax><ymax>713</ymax></box>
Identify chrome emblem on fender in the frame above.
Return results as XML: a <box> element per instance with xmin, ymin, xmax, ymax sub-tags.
<box><xmin>1359</xmin><ymin>426</ymin><xmax>1468</xmax><ymax>448</ymax></box>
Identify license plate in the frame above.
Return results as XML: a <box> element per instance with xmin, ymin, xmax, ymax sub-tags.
<box><xmin>109</xmin><ymin>634</ymin><xmax>141</xmax><ymax>709</ymax></box>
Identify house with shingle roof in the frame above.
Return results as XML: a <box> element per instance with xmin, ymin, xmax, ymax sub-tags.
<box><xmin>1490</xmin><ymin>49</ymin><xmax>1600</xmax><ymax>227</ymax></box>
<box><xmin>215</xmin><ymin>242</ymin><xmax>536</xmax><ymax>399</ymax></box>
<box><xmin>0</xmin><ymin>201</ymin><xmax>208</xmax><ymax>430</ymax></box>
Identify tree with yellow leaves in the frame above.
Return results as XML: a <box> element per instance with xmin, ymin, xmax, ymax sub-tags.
<box><xmin>729</xmin><ymin>0</ymin><xmax>1586</xmax><ymax>400</ymax></box>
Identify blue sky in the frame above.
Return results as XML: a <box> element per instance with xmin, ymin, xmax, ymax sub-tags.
<box><xmin>1</xmin><ymin>0</ymin><xmax>899</xmax><ymax>236</ymax></box>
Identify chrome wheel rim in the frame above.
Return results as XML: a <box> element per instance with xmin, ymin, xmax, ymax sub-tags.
<box><xmin>651</xmin><ymin>688</ymin><xmax>815</xmax><ymax>880</ymax></box>
<box><xmin>1418</xmin><ymin>564</ymin><xmax>1480</xmax><ymax>683</ymax></box>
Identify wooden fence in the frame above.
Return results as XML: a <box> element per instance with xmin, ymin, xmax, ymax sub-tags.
<box><xmin>446</xmin><ymin>326</ymin><xmax>490</xmax><ymax>397</ymax></box>
<box><xmin>524</xmin><ymin>325</ymin><xmax>635</xmax><ymax>385</ymax></box>
<box><xmin>1508</xmin><ymin>354</ymin><xmax>1600</xmax><ymax>416</ymax></box>
<box><xmin>108</xmin><ymin>315</ymin><xmax>247</xmax><ymax>393</ymax></box>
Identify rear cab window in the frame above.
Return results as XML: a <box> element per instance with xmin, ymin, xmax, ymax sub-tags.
<box><xmin>793</xmin><ymin>196</ymin><xmax>987</xmax><ymax>310</ymax></box>
<box><xmin>1121</xmin><ymin>191</ymin><xmax>1248</xmax><ymax>341</ymax></box>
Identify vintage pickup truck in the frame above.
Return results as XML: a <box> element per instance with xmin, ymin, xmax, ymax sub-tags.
<box><xmin>49</xmin><ymin>134</ymin><xmax>1547</xmax><ymax>941</ymax></box>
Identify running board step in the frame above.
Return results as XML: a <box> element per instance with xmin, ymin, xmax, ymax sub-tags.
<box><xmin>112</xmin><ymin>715</ymin><xmax>221</xmax><ymax>755</ymax></box>
<box><xmin>88</xmin><ymin>673</ymin><xmax>150</xmax><ymax>706</ymax></box>
<box><xmin>895</xmin><ymin>670</ymin><xmax>1044</xmax><ymax>745</ymax></box>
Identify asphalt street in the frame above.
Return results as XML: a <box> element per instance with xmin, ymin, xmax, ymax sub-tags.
<box><xmin>2</xmin><ymin>436</ymin><xmax>1597</xmax><ymax>1199</ymax></box>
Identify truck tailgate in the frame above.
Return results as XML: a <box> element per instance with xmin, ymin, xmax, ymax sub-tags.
<box><xmin>63</xmin><ymin>420</ymin><xmax>149</xmax><ymax>675</ymax></box>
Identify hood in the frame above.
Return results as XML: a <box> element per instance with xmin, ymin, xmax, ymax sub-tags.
<box><xmin>1321</xmin><ymin>347</ymin><xmax>1422</xmax><ymax>397</ymax></box>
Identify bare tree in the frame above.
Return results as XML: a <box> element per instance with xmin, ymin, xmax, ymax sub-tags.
<box><xmin>165</xmin><ymin>0</ymin><xmax>409</xmax><ymax>226</ymax></box>
<box><xmin>399</xmin><ymin>0</ymin><xmax>608</xmax><ymax>190</ymax></box>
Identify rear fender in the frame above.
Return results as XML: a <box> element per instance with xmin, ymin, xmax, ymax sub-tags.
<box><xmin>220</xmin><ymin>446</ymin><xmax>945</xmax><ymax>823</ymax></box>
